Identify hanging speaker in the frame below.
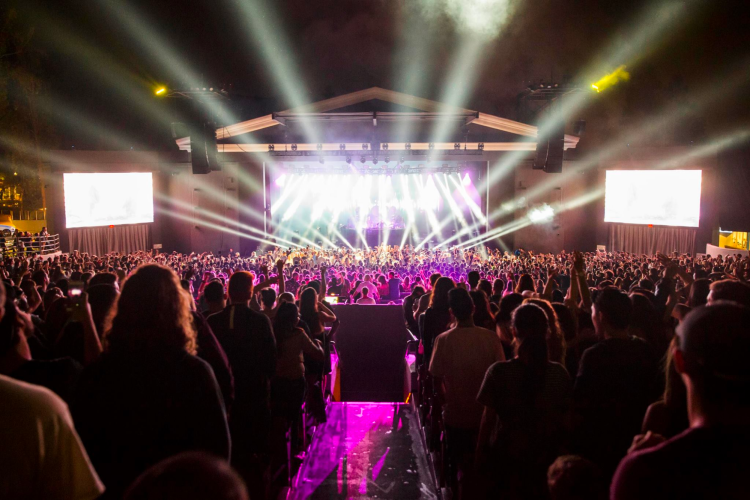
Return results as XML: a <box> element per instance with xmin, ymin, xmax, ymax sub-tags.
<box><xmin>190</xmin><ymin>122</ymin><xmax>219</xmax><ymax>174</ymax></box>
<box><xmin>543</xmin><ymin>125</ymin><xmax>565</xmax><ymax>173</ymax></box>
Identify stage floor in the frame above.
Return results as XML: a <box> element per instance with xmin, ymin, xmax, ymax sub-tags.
<box><xmin>291</xmin><ymin>402</ymin><xmax>439</xmax><ymax>500</ymax></box>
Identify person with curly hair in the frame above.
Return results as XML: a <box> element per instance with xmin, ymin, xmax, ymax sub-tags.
<box><xmin>72</xmin><ymin>264</ymin><xmax>230</xmax><ymax>499</ymax></box>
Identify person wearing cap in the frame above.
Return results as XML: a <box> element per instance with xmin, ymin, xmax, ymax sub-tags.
<box><xmin>611</xmin><ymin>303</ymin><xmax>750</xmax><ymax>499</ymax></box>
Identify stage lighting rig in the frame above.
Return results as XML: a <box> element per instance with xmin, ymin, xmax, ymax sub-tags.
<box><xmin>291</xmin><ymin>144</ymin><xmax>298</xmax><ymax>151</ymax></box>
<box><xmin>340</xmin><ymin>143</ymin><xmax>346</xmax><ymax>151</ymax></box>
<box><xmin>362</xmin><ymin>143</ymin><xmax>369</xmax><ymax>151</ymax></box>
<box><xmin>268</xmin><ymin>145</ymin><xmax>275</xmax><ymax>151</ymax></box>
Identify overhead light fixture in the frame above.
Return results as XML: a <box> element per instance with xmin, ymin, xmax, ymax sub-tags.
<box><xmin>319</xmin><ymin>157</ymin><xmax>324</xmax><ymax>164</ymax></box>
<box><xmin>339</xmin><ymin>143</ymin><xmax>346</xmax><ymax>151</ymax></box>
<box><xmin>291</xmin><ymin>144</ymin><xmax>298</xmax><ymax>151</ymax></box>
<box><xmin>428</xmin><ymin>143</ymin><xmax>435</xmax><ymax>150</ymax></box>
<box><xmin>454</xmin><ymin>143</ymin><xmax>461</xmax><ymax>150</ymax></box>
<box><xmin>405</xmin><ymin>143</ymin><xmax>411</xmax><ymax>150</ymax></box>
<box><xmin>316</xmin><ymin>143</ymin><xmax>323</xmax><ymax>151</ymax></box>
<box><xmin>362</xmin><ymin>143</ymin><xmax>369</xmax><ymax>150</ymax></box>
<box><xmin>268</xmin><ymin>144</ymin><xmax>275</xmax><ymax>151</ymax></box>
<box><xmin>346</xmin><ymin>157</ymin><xmax>352</xmax><ymax>164</ymax></box>
<box><xmin>478</xmin><ymin>143</ymin><xmax>485</xmax><ymax>150</ymax></box>
<box><xmin>382</xmin><ymin>143</ymin><xmax>388</xmax><ymax>150</ymax></box>
<box><xmin>360</xmin><ymin>156</ymin><xmax>367</xmax><ymax>163</ymax></box>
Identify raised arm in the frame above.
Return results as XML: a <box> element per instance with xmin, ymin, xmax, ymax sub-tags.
<box><xmin>573</xmin><ymin>251</ymin><xmax>592</xmax><ymax>310</ymax></box>
<box><xmin>319</xmin><ymin>265</ymin><xmax>327</xmax><ymax>298</ymax></box>
<box><xmin>542</xmin><ymin>268</ymin><xmax>558</xmax><ymax>300</ymax></box>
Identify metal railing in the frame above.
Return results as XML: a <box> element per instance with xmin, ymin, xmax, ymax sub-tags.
<box><xmin>0</xmin><ymin>208</ymin><xmax>47</xmax><ymax>221</ymax></box>
<box><xmin>1</xmin><ymin>234</ymin><xmax>60</xmax><ymax>256</ymax></box>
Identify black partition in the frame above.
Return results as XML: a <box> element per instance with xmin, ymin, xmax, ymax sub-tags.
<box><xmin>332</xmin><ymin>304</ymin><xmax>413</xmax><ymax>402</ymax></box>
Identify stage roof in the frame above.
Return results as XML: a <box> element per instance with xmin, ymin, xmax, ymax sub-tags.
<box><xmin>175</xmin><ymin>87</ymin><xmax>579</xmax><ymax>153</ymax></box>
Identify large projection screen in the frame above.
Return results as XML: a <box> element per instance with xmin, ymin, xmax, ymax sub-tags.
<box><xmin>604</xmin><ymin>170</ymin><xmax>702</xmax><ymax>227</ymax></box>
<box><xmin>64</xmin><ymin>172</ymin><xmax>154</xmax><ymax>229</ymax></box>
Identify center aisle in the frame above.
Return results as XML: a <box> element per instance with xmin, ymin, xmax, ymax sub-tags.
<box><xmin>290</xmin><ymin>402</ymin><xmax>440</xmax><ymax>500</ymax></box>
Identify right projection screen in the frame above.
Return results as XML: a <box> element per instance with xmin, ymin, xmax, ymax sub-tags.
<box><xmin>604</xmin><ymin>170</ymin><xmax>702</xmax><ymax>227</ymax></box>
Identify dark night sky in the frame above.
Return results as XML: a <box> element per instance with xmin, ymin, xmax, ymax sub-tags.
<box><xmin>7</xmin><ymin>0</ymin><xmax>750</xmax><ymax>151</ymax></box>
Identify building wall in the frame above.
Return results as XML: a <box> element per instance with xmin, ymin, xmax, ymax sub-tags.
<box><xmin>44</xmin><ymin>147</ymin><xmax>713</xmax><ymax>255</ymax></box>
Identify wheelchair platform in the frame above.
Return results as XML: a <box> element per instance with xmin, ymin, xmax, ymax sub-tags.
<box><xmin>290</xmin><ymin>402</ymin><xmax>439</xmax><ymax>500</ymax></box>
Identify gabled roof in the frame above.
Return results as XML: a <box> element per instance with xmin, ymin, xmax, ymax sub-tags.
<box><xmin>175</xmin><ymin>87</ymin><xmax>579</xmax><ymax>150</ymax></box>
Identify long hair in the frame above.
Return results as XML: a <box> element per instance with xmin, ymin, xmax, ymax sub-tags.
<box><xmin>515</xmin><ymin>274</ymin><xmax>535</xmax><ymax>294</ymax></box>
<box><xmin>429</xmin><ymin>277</ymin><xmax>455</xmax><ymax>311</ymax></box>
<box><xmin>470</xmin><ymin>290</ymin><xmax>494</xmax><ymax>329</ymax></box>
<box><xmin>274</xmin><ymin>302</ymin><xmax>300</xmax><ymax>347</ymax></box>
<box><xmin>512</xmin><ymin>303</ymin><xmax>550</xmax><ymax>400</ymax></box>
<box><xmin>299</xmin><ymin>287</ymin><xmax>320</xmax><ymax>334</ymax></box>
<box><xmin>525</xmin><ymin>298</ymin><xmax>566</xmax><ymax>365</ymax></box>
<box><xmin>104</xmin><ymin>264</ymin><xmax>197</xmax><ymax>356</ymax></box>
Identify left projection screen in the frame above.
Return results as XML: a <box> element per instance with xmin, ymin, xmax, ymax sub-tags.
<box><xmin>64</xmin><ymin>173</ymin><xmax>154</xmax><ymax>228</ymax></box>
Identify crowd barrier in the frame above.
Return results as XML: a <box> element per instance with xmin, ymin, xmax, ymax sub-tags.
<box><xmin>1</xmin><ymin>234</ymin><xmax>60</xmax><ymax>256</ymax></box>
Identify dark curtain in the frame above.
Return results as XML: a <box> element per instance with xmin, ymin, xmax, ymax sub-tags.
<box><xmin>608</xmin><ymin>223</ymin><xmax>696</xmax><ymax>255</ymax></box>
<box><xmin>68</xmin><ymin>224</ymin><xmax>152</xmax><ymax>255</ymax></box>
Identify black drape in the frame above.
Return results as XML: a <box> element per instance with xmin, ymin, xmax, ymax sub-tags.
<box><xmin>68</xmin><ymin>224</ymin><xmax>151</xmax><ymax>255</ymax></box>
<box><xmin>608</xmin><ymin>223</ymin><xmax>696</xmax><ymax>255</ymax></box>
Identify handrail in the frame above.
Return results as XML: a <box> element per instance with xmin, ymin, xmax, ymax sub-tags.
<box><xmin>1</xmin><ymin>234</ymin><xmax>61</xmax><ymax>256</ymax></box>
<box><xmin>0</xmin><ymin>208</ymin><xmax>47</xmax><ymax>221</ymax></box>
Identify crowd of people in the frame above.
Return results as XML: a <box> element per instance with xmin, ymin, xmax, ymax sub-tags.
<box><xmin>1</xmin><ymin>243</ymin><xmax>749</xmax><ymax>499</ymax></box>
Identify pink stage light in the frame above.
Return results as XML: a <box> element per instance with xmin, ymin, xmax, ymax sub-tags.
<box><xmin>275</xmin><ymin>174</ymin><xmax>287</xmax><ymax>187</ymax></box>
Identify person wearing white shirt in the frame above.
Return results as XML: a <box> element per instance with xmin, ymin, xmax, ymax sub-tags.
<box><xmin>353</xmin><ymin>274</ymin><xmax>379</xmax><ymax>301</ymax></box>
<box><xmin>356</xmin><ymin>287</ymin><xmax>377</xmax><ymax>305</ymax></box>
<box><xmin>0</xmin><ymin>374</ymin><xmax>105</xmax><ymax>500</ymax></box>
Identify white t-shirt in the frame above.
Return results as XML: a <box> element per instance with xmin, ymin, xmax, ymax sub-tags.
<box><xmin>357</xmin><ymin>296</ymin><xmax>376</xmax><ymax>305</ymax></box>
<box><xmin>354</xmin><ymin>281</ymin><xmax>379</xmax><ymax>298</ymax></box>
<box><xmin>0</xmin><ymin>374</ymin><xmax>105</xmax><ymax>500</ymax></box>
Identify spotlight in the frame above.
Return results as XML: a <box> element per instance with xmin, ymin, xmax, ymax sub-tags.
<box><xmin>316</xmin><ymin>143</ymin><xmax>323</xmax><ymax>151</ymax></box>
<box><xmin>384</xmin><ymin>156</ymin><xmax>390</xmax><ymax>163</ymax></box>
<box><xmin>405</xmin><ymin>143</ymin><xmax>411</xmax><ymax>150</ymax></box>
<box><xmin>268</xmin><ymin>144</ymin><xmax>275</xmax><ymax>151</ymax></box>
<box><xmin>360</xmin><ymin>156</ymin><xmax>367</xmax><ymax>164</ymax></box>
<box><xmin>319</xmin><ymin>157</ymin><xmax>324</xmax><ymax>164</ymax></box>
<box><xmin>382</xmin><ymin>143</ymin><xmax>388</xmax><ymax>150</ymax></box>
<box><xmin>346</xmin><ymin>157</ymin><xmax>352</xmax><ymax>164</ymax></box>
<box><xmin>155</xmin><ymin>87</ymin><xmax>167</xmax><ymax>95</ymax></box>
<box><xmin>429</xmin><ymin>143</ymin><xmax>435</xmax><ymax>150</ymax></box>
<box><xmin>339</xmin><ymin>143</ymin><xmax>346</xmax><ymax>151</ymax></box>
<box><xmin>454</xmin><ymin>143</ymin><xmax>461</xmax><ymax>150</ymax></box>
<box><xmin>291</xmin><ymin>144</ymin><xmax>298</xmax><ymax>151</ymax></box>
<box><xmin>362</xmin><ymin>143</ymin><xmax>369</xmax><ymax>150</ymax></box>
<box><xmin>399</xmin><ymin>157</ymin><xmax>404</xmax><ymax>164</ymax></box>
<box><xmin>478</xmin><ymin>143</ymin><xmax>485</xmax><ymax>150</ymax></box>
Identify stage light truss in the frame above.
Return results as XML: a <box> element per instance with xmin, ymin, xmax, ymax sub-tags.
<box><xmin>275</xmin><ymin>161</ymin><xmax>478</xmax><ymax>176</ymax></box>
<box><xmin>269</xmin><ymin>148</ymin><xmax>484</xmax><ymax>158</ymax></box>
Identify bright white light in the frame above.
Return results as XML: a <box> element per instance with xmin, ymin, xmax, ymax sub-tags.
<box><xmin>462</xmin><ymin>173</ymin><xmax>471</xmax><ymax>186</ymax></box>
<box><xmin>528</xmin><ymin>203</ymin><xmax>555</xmax><ymax>224</ymax></box>
<box><xmin>424</xmin><ymin>0</ymin><xmax>516</xmax><ymax>39</ymax></box>
<box><xmin>275</xmin><ymin>174</ymin><xmax>286</xmax><ymax>187</ymax></box>
<box><xmin>64</xmin><ymin>173</ymin><xmax>153</xmax><ymax>228</ymax></box>
<box><xmin>604</xmin><ymin>170</ymin><xmax>702</xmax><ymax>227</ymax></box>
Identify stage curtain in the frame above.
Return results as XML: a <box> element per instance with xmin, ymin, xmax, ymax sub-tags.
<box><xmin>608</xmin><ymin>223</ymin><xmax>696</xmax><ymax>255</ymax></box>
<box><xmin>68</xmin><ymin>224</ymin><xmax>151</xmax><ymax>255</ymax></box>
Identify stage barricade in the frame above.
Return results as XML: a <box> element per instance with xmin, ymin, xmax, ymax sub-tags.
<box><xmin>331</xmin><ymin>304</ymin><xmax>414</xmax><ymax>402</ymax></box>
<box><xmin>1</xmin><ymin>234</ymin><xmax>60</xmax><ymax>256</ymax></box>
